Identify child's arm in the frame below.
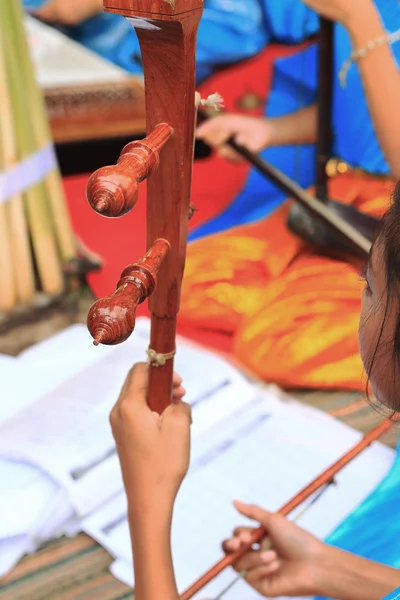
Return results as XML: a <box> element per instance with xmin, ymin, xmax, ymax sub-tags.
<box><xmin>345</xmin><ymin>1</ymin><xmax>400</xmax><ymax>178</ymax></box>
<box><xmin>128</xmin><ymin>504</ymin><xmax>178</xmax><ymax>600</ymax></box>
<box><xmin>300</xmin><ymin>0</ymin><xmax>400</xmax><ymax>178</ymax></box>
<box><xmin>110</xmin><ymin>363</ymin><xmax>191</xmax><ymax>600</ymax></box>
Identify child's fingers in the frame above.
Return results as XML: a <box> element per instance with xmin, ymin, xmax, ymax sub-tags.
<box><xmin>222</xmin><ymin>537</ymin><xmax>240</xmax><ymax>552</ymax></box>
<box><xmin>117</xmin><ymin>363</ymin><xmax>148</xmax><ymax>405</ymax></box>
<box><xmin>173</xmin><ymin>372</ymin><xmax>183</xmax><ymax>387</ymax></box>
<box><xmin>222</xmin><ymin>527</ymin><xmax>253</xmax><ymax>553</ymax></box>
<box><xmin>233</xmin><ymin>549</ymin><xmax>278</xmax><ymax>574</ymax></box>
<box><xmin>162</xmin><ymin>401</ymin><xmax>192</xmax><ymax>431</ymax></box>
<box><xmin>172</xmin><ymin>386</ymin><xmax>186</xmax><ymax>401</ymax></box>
<box><xmin>232</xmin><ymin>526</ymin><xmax>253</xmax><ymax>539</ymax></box>
<box><xmin>245</xmin><ymin>561</ymin><xmax>281</xmax><ymax>585</ymax></box>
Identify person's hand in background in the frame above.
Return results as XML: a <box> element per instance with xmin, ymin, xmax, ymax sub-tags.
<box><xmin>196</xmin><ymin>104</ymin><xmax>319</xmax><ymax>163</ymax></box>
<box><xmin>31</xmin><ymin>0</ymin><xmax>104</xmax><ymax>26</ymax></box>
<box><xmin>196</xmin><ymin>114</ymin><xmax>275</xmax><ymax>163</ymax></box>
<box><xmin>299</xmin><ymin>0</ymin><xmax>374</xmax><ymax>27</ymax></box>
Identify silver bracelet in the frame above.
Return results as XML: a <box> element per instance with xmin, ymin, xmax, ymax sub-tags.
<box><xmin>339</xmin><ymin>27</ymin><xmax>400</xmax><ymax>88</ymax></box>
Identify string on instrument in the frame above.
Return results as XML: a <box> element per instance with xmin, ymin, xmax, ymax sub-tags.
<box><xmin>211</xmin><ymin>479</ymin><xmax>336</xmax><ymax>600</ymax></box>
<box><xmin>195</xmin><ymin>91</ymin><xmax>224</xmax><ymax>111</ymax></box>
<box><xmin>146</xmin><ymin>347</ymin><xmax>176</xmax><ymax>367</ymax></box>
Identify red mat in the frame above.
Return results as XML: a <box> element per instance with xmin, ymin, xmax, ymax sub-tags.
<box><xmin>64</xmin><ymin>44</ymin><xmax>298</xmax><ymax>353</ymax></box>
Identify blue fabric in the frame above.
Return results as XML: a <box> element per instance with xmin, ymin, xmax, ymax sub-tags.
<box><xmin>189</xmin><ymin>68</ymin><xmax>317</xmax><ymax>240</ymax></box>
<box><xmin>190</xmin><ymin>1</ymin><xmax>400</xmax><ymax>241</ymax></box>
<box><xmin>25</xmin><ymin>1</ymin><xmax>267</xmax><ymax>81</ymax></box>
<box><xmin>24</xmin><ymin>1</ymin><xmax>317</xmax><ymax>82</ymax></box>
<box><xmin>315</xmin><ymin>434</ymin><xmax>400</xmax><ymax>600</ymax></box>
<box><xmin>384</xmin><ymin>589</ymin><xmax>400</xmax><ymax>600</ymax></box>
<box><xmin>71</xmin><ymin>0</ymin><xmax>269</xmax><ymax>81</ymax></box>
<box><xmin>274</xmin><ymin>1</ymin><xmax>400</xmax><ymax>175</ymax></box>
<box><xmin>259</xmin><ymin>0</ymin><xmax>318</xmax><ymax>43</ymax></box>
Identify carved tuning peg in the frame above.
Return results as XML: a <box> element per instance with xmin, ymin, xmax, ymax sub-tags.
<box><xmin>86</xmin><ymin>123</ymin><xmax>174</xmax><ymax>218</ymax></box>
<box><xmin>87</xmin><ymin>238</ymin><xmax>170</xmax><ymax>345</ymax></box>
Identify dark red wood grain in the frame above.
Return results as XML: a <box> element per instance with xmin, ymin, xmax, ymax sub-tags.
<box><xmin>107</xmin><ymin>1</ymin><xmax>202</xmax><ymax>413</ymax></box>
<box><xmin>104</xmin><ymin>0</ymin><xmax>203</xmax><ymax>18</ymax></box>
<box><xmin>86</xmin><ymin>1</ymin><xmax>203</xmax><ymax>413</ymax></box>
<box><xmin>86</xmin><ymin>123</ymin><xmax>173</xmax><ymax>217</ymax></box>
<box><xmin>141</xmin><ymin>17</ymin><xmax>201</xmax><ymax>412</ymax></box>
<box><xmin>87</xmin><ymin>238</ymin><xmax>170</xmax><ymax>346</ymax></box>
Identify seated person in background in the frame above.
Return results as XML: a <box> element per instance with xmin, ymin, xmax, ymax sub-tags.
<box><xmin>110</xmin><ymin>176</ymin><xmax>400</xmax><ymax>598</ymax></box>
<box><xmin>24</xmin><ymin>0</ymin><xmax>318</xmax><ymax>83</ymax></box>
<box><xmin>193</xmin><ymin>0</ymin><xmax>400</xmax><ymax>239</ymax></box>
<box><xmin>176</xmin><ymin>0</ymin><xmax>400</xmax><ymax>393</ymax></box>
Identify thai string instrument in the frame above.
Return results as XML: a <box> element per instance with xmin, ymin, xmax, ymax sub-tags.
<box><xmin>85</xmin><ymin>2</ymin><xmax>393</xmax><ymax>597</ymax></box>
<box><xmin>287</xmin><ymin>17</ymin><xmax>380</xmax><ymax>260</ymax></box>
<box><xmin>198</xmin><ymin>18</ymin><xmax>380</xmax><ymax>262</ymax></box>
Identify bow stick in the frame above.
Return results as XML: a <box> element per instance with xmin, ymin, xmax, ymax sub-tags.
<box><xmin>86</xmin><ymin>0</ymin><xmax>203</xmax><ymax>414</ymax></box>
<box><xmin>200</xmin><ymin>109</ymin><xmax>373</xmax><ymax>261</ymax></box>
<box><xmin>198</xmin><ymin>18</ymin><xmax>379</xmax><ymax>262</ymax></box>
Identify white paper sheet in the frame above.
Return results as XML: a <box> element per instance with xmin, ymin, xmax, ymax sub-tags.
<box><xmin>1</xmin><ymin>325</ymin><xmax>117</xmax><ymax>426</ymax></box>
<box><xmin>1</xmin><ymin>355</ymin><xmax>22</xmax><ymax>426</ymax></box>
<box><xmin>0</xmin><ymin>325</ymin><xmax>115</xmax><ymax>575</ymax></box>
<box><xmin>0</xmin><ymin>319</ymin><xmax>258</xmax><ymax>517</ymax></box>
<box><xmin>0</xmin><ymin>536</ymin><xmax>31</xmax><ymax>577</ymax></box>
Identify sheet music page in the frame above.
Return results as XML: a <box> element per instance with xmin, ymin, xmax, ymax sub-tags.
<box><xmin>1</xmin><ymin>355</ymin><xmax>21</xmax><ymax>426</ymax></box>
<box><xmin>1</xmin><ymin>325</ymin><xmax>118</xmax><ymax>425</ymax></box>
<box><xmin>82</xmin><ymin>396</ymin><xmax>394</xmax><ymax>600</ymax></box>
<box><xmin>0</xmin><ymin>326</ymin><xmax>115</xmax><ymax>574</ymax></box>
<box><xmin>0</xmin><ymin>319</ymin><xmax>259</xmax><ymax>517</ymax></box>
<box><xmin>0</xmin><ymin>458</ymin><xmax>57</xmax><ymax>539</ymax></box>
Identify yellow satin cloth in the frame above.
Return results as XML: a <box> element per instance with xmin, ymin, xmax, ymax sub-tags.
<box><xmin>181</xmin><ymin>172</ymin><xmax>393</xmax><ymax>390</ymax></box>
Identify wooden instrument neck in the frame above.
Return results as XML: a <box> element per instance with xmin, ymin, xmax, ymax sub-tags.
<box><xmin>86</xmin><ymin>0</ymin><xmax>203</xmax><ymax>413</ymax></box>
<box><xmin>103</xmin><ymin>0</ymin><xmax>203</xmax><ymax>19</ymax></box>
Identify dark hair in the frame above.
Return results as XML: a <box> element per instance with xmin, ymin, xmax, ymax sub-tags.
<box><xmin>365</xmin><ymin>181</ymin><xmax>400</xmax><ymax>414</ymax></box>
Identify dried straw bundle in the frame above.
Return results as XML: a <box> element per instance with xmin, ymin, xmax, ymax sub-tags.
<box><xmin>0</xmin><ymin>0</ymin><xmax>77</xmax><ymax>315</ymax></box>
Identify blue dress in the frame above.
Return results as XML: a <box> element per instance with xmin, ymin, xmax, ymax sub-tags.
<box><xmin>315</xmin><ymin>434</ymin><xmax>400</xmax><ymax>600</ymax></box>
<box><xmin>189</xmin><ymin>0</ymin><xmax>400</xmax><ymax>241</ymax></box>
<box><xmin>384</xmin><ymin>590</ymin><xmax>400</xmax><ymax>599</ymax></box>
<box><xmin>24</xmin><ymin>1</ymin><xmax>320</xmax><ymax>83</ymax></box>
<box><xmin>24</xmin><ymin>1</ymin><xmax>267</xmax><ymax>81</ymax></box>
